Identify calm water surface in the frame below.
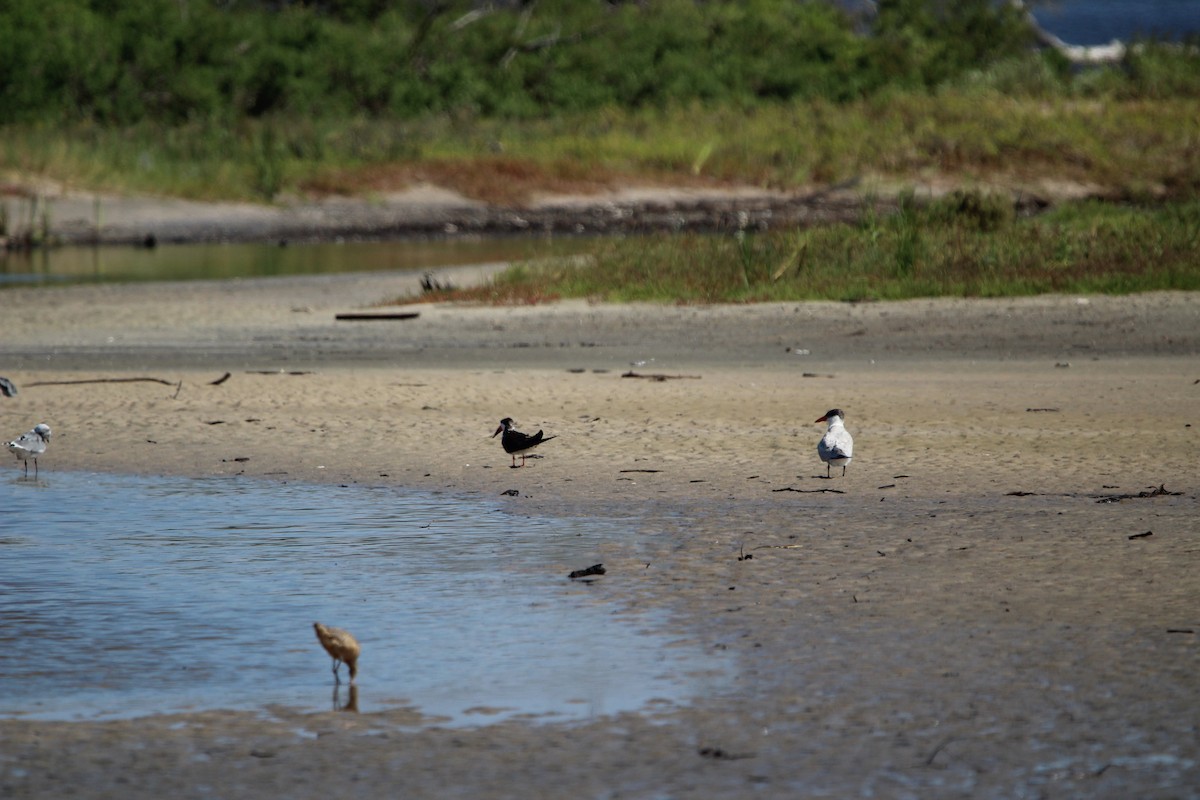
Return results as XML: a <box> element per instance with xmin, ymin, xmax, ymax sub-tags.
<box><xmin>0</xmin><ymin>471</ymin><xmax>730</xmax><ymax>724</ymax></box>
<box><xmin>0</xmin><ymin>236</ymin><xmax>591</xmax><ymax>286</ymax></box>
<box><xmin>1031</xmin><ymin>0</ymin><xmax>1200</xmax><ymax>44</ymax></box>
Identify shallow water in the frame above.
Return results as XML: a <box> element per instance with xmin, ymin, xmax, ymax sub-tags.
<box><xmin>0</xmin><ymin>471</ymin><xmax>730</xmax><ymax>724</ymax></box>
<box><xmin>0</xmin><ymin>236</ymin><xmax>591</xmax><ymax>286</ymax></box>
<box><xmin>1031</xmin><ymin>0</ymin><xmax>1200</xmax><ymax>45</ymax></box>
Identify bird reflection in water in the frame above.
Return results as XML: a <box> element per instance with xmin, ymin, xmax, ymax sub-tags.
<box><xmin>332</xmin><ymin>683</ymin><xmax>359</xmax><ymax>713</ymax></box>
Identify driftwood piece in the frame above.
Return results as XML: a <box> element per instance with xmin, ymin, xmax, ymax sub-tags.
<box><xmin>28</xmin><ymin>376</ymin><xmax>176</xmax><ymax>387</ymax></box>
<box><xmin>772</xmin><ymin>487</ymin><xmax>846</xmax><ymax>494</ymax></box>
<box><xmin>28</xmin><ymin>375</ymin><xmax>187</xmax><ymax>398</ymax></box>
<box><xmin>1095</xmin><ymin>484</ymin><xmax>1181</xmax><ymax>503</ymax></box>
<box><xmin>210</xmin><ymin>372</ymin><xmax>232</xmax><ymax>386</ymax></box>
<box><xmin>245</xmin><ymin>370</ymin><xmax>313</xmax><ymax>375</ymax></box>
<box><xmin>1009</xmin><ymin>485</ymin><xmax>1181</xmax><ymax>503</ymax></box>
<box><xmin>621</xmin><ymin>371</ymin><xmax>701</xmax><ymax>381</ymax></box>
<box><xmin>335</xmin><ymin>311</ymin><xmax>420</xmax><ymax>321</ymax></box>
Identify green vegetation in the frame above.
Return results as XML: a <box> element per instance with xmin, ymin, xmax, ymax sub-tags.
<box><xmin>2</xmin><ymin>1</ymin><xmax>1197</xmax><ymax>203</ymax></box>
<box><xmin>423</xmin><ymin>194</ymin><xmax>1200</xmax><ymax>303</ymax></box>
<box><xmin>1</xmin><ymin>0</ymin><xmax>1036</xmax><ymax>124</ymax></box>
<box><xmin>3</xmin><ymin>90</ymin><xmax>1198</xmax><ymax>203</ymax></box>
<box><xmin>2</xmin><ymin>1</ymin><xmax>1198</xmax><ymax>301</ymax></box>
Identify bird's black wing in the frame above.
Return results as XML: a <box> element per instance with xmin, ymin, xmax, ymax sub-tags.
<box><xmin>503</xmin><ymin>429</ymin><xmax>540</xmax><ymax>453</ymax></box>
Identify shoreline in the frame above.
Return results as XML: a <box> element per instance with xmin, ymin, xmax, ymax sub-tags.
<box><xmin>2</xmin><ymin>279</ymin><xmax>1199</xmax><ymax>797</ymax></box>
<box><xmin>7</xmin><ymin>182</ymin><xmax>873</xmax><ymax>246</ymax></box>
<box><xmin>2</xmin><ymin>176</ymin><xmax>1096</xmax><ymax>248</ymax></box>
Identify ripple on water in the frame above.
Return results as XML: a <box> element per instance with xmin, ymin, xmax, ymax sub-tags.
<box><xmin>0</xmin><ymin>471</ymin><xmax>731</xmax><ymax>724</ymax></box>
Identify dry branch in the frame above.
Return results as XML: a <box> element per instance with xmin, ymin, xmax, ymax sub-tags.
<box><xmin>28</xmin><ymin>377</ymin><xmax>177</xmax><ymax>387</ymax></box>
<box><xmin>621</xmin><ymin>371</ymin><xmax>701</xmax><ymax>381</ymax></box>
<box><xmin>335</xmin><ymin>312</ymin><xmax>420</xmax><ymax>321</ymax></box>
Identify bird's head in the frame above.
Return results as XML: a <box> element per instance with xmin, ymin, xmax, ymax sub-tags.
<box><xmin>34</xmin><ymin>423</ymin><xmax>51</xmax><ymax>440</ymax></box>
<box><xmin>815</xmin><ymin>409</ymin><xmax>844</xmax><ymax>424</ymax></box>
<box><xmin>493</xmin><ymin>418</ymin><xmax>514</xmax><ymax>437</ymax></box>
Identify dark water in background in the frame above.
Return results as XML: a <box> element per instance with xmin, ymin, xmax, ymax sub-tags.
<box><xmin>0</xmin><ymin>471</ymin><xmax>731</xmax><ymax>724</ymax></box>
<box><xmin>1031</xmin><ymin>0</ymin><xmax>1200</xmax><ymax>44</ymax></box>
<box><xmin>0</xmin><ymin>236</ymin><xmax>590</xmax><ymax>287</ymax></box>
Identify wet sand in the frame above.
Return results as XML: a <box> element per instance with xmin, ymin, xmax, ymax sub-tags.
<box><xmin>1</xmin><ymin>271</ymin><xmax>1198</xmax><ymax>798</ymax></box>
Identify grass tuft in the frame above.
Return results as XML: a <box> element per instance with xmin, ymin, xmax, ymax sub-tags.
<box><xmin>2</xmin><ymin>87</ymin><xmax>1198</xmax><ymax>204</ymax></box>
<box><xmin>408</xmin><ymin>195</ymin><xmax>1200</xmax><ymax>305</ymax></box>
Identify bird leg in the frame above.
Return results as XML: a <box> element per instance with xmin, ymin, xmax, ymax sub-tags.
<box><xmin>331</xmin><ymin>658</ymin><xmax>342</xmax><ymax>685</ymax></box>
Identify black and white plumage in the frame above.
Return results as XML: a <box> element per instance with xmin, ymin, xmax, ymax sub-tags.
<box><xmin>815</xmin><ymin>409</ymin><xmax>853</xmax><ymax>478</ymax></box>
<box><xmin>0</xmin><ymin>377</ymin><xmax>16</xmax><ymax>398</ymax></box>
<box><xmin>492</xmin><ymin>417</ymin><xmax>556</xmax><ymax>468</ymax></box>
<box><xmin>6</xmin><ymin>423</ymin><xmax>51</xmax><ymax>477</ymax></box>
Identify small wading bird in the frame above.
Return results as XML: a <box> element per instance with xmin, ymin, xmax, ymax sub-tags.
<box><xmin>493</xmin><ymin>417</ymin><xmax>556</xmax><ymax>467</ymax></box>
<box><xmin>6</xmin><ymin>423</ymin><xmax>51</xmax><ymax>477</ymax></box>
<box><xmin>313</xmin><ymin>622</ymin><xmax>360</xmax><ymax>685</ymax></box>
<box><xmin>815</xmin><ymin>409</ymin><xmax>853</xmax><ymax>478</ymax></box>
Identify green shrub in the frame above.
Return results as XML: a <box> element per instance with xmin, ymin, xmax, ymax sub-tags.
<box><xmin>0</xmin><ymin>0</ymin><xmax>1052</xmax><ymax>125</ymax></box>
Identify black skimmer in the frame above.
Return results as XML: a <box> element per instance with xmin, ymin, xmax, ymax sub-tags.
<box><xmin>815</xmin><ymin>409</ymin><xmax>853</xmax><ymax>477</ymax></box>
<box><xmin>313</xmin><ymin>622</ymin><xmax>360</xmax><ymax>685</ymax></box>
<box><xmin>6</xmin><ymin>423</ymin><xmax>51</xmax><ymax>477</ymax></box>
<box><xmin>493</xmin><ymin>417</ymin><xmax>556</xmax><ymax>467</ymax></box>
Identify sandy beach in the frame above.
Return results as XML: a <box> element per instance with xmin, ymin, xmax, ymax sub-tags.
<box><xmin>1</xmin><ymin>263</ymin><xmax>1198</xmax><ymax>797</ymax></box>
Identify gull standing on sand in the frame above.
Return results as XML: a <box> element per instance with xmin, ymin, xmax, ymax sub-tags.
<box><xmin>313</xmin><ymin>622</ymin><xmax>360</xmax><ymax>685</ymax></box>
<box><xmin>6</xmin><ymin>423</ymin><xmax>51</xmax><ymax>477</ymax></box>
<box><xmin>492</xmin><ymin>417</ymin><xmax>556</xmax><ymax>467</ymax></box>
<box><xmin>815</xmin><ymin>409</ymin><xmax>853</xmax><ymax>477</ymax></box>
